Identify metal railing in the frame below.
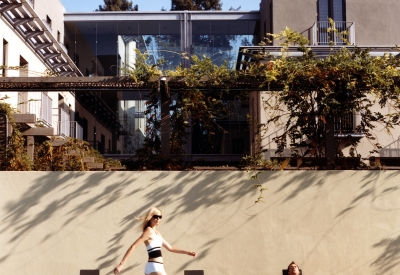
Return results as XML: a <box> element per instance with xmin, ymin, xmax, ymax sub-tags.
<box><xmin>17</xmin><ymin>92</ymin><xmax>52</xmax><ymax>126</ymax></box>
<box><xmin>334</xmin><ymin>112</ymin><xmax>360</xmax><ymax>133</ymax></box>
<box><xmin>70</xmin><ymin>121</ymin><xmax>83</xmax><ymax>139</ymax></box>
<box><xmin>52</xmin><ymin>108</ymin><xmax>70</xmax><ymax>138</ymax></box>
<box><xmin>380</xmin><ymin>139</ymin><xmax>400</xmax><ymax>157</ymax></box>
<box><xmin>261</xmin><ymin>112</ymin><xmax>361</xmax><ymax>159</ymax></box>
<box><xmin>308</xmin><ymin>21</ymin><xmax>355</xmax><ymax>45</ymax></box>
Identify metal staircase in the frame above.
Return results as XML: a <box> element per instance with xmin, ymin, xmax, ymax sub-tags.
<box><xmin>0</xmin><ymin>0</ymin><xmax>81</xmax><ymax>76</ymax></box>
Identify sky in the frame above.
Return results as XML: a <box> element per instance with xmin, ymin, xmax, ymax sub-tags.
<box><xmin>59</xmin><ymin>0</ymin><xmax>261</xmax><ymax>12</ymax></box>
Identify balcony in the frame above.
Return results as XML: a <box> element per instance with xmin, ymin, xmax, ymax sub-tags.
<box><xmin>52</xmin><ymin>108</ymin><xmax>70</xmax><ymax>138</ymax></box>
<box><xmin>17</xmin><ymin>92</ymin><xmax>52</xmax><ymax>126</ymax></box>
<box><xmin>70</xmin><ymin>121</ymin><xmax>84</xmax><ymax>140</ymax></box>
<box><xmin>262</xmin><ymin>112</ymin><xmax>362</xmax><ymax>159</ymax></box>
<box><xmin>379</xmin><ymin>139</ymin><xmax>400</xmax><ymax>158</ymax></box>
<box><xmin>302</xmin><ymin>21</ymin><xmax>355</xmax><ymax>46</ymax></box>
<box><xmin>334</xmin><ymin>112</ymin><xmax>363</xmax><ymax>137</ymax></box>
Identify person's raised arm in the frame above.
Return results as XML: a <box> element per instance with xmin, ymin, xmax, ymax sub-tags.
<box><xmin>161</xmin><ymin>235</ymin><xmax>196</xmax><ymax>257</ymax></box>
<box><xmin>114</xmin><ymin>228</ymin><xmax>150</xmax><ymax>274</ymax></box>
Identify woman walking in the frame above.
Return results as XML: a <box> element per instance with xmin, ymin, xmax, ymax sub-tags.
<box><xmin>114</xmin><ymin>207</ymin><xmax>196</xmax><ymax>275</ymax></box>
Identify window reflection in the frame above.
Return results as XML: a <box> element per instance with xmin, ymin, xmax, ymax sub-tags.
<box><xmin>66</xmin><ymin>15</ymin><xmax>259</xmax><ymax>156</ymax></box>
<box><xmin>192</xmin><ymin>20</ymin><xmax>259</xmax><ymax>68</ymax></box>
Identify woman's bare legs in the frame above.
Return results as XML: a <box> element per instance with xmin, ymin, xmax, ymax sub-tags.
<box><xmin>148</xmin><ymin>272</ymin><xmax>166</xmax><ymax>275</ymax></box>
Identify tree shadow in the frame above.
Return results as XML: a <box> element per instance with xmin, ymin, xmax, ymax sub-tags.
<box><xmin>336</xmin><ymin>170</ymin><xmax>400</xmax><ymax>218</ymax></box>
<box><xmin>371</xmin><ymin>234</ymin><xmax>400</xmax><ymax>274</ymax></box>
<box><xmin>1</xmin><ymin>170</ymin><xmax>258</xmax><ymax>273</ymax></box>
<box><xmin>96</xmin><ymin>171</ymin><xmax>255</xmax><ymax>271</ymax></box>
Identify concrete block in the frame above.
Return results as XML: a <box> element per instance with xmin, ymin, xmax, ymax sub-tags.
<box><xmin>13</xmin><ymin>113</ymin><xmax>36</xmax><ymax>123</ymax></box>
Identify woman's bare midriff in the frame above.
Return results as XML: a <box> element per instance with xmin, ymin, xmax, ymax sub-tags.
<box><xmin>148</xmin><ymin>257</ymin><xmax>163</xmax><ymax>264</ymax></box>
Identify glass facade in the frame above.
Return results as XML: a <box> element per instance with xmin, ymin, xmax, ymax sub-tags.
<box><xmin>64</xmin><ymin>12</ymin><xmax>260</xmax><ymax>75</ymax></box>
<box><xmin>64</xmin><ymin>12</ymin><xmax>259</xmax><ymax>157</ymax></box>
<box><xmin>192</xmin><ymin>20</ymin><xmax>259</xmax><ymax>68</ymax></box>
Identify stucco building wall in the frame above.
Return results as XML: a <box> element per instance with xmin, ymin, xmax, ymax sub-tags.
<box><xmin>1</xmin><ymin>170</ymin><xmax>400</xmax><ymax>275</ymax></box>
<box><xmin>346</xmin><ymin>0</ymin><xmax>400</xmax><ymax>45</ymax></box>
<box><xmin>260</xmin><ymin>0</ymin><xmax>400</xmax><ymax>46</ymax></box>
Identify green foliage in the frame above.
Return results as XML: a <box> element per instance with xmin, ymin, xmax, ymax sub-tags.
<box><xmin>127</xmin><ymin>50</ymin><xmax>247</xmax><ymax>168</ymax></box>
<box><xmin>96</xmin><ymin>0</ymin><xmax>138</xmax><ymax>11</ymax></box>
<box><xmin>171</xmin><ymin>0</ymin><xmax>222</xmax><ymax>10</ymax></box>
<box><xmin>249</xmin><ymin>22</ymin><xmax>400</xmax><ymax>168</ymax></box>
<box><xmin>0</xmin><ymin>102</ymin><xmax>33</xmax><ymax>171</ymax></box>
<box><xmin>124</xmin><ymin>49</ymin><xmax>162</xmax><ymax>85</ymax></box>
<box><xmin>34</xmin><ymin>138</ymin><xmax>123</xmax><ymax>171</ymax></box>
<box><xmin>0</xmin><ymin>101</ymin><xmax>122</xmax><ymax>171</ymax></box>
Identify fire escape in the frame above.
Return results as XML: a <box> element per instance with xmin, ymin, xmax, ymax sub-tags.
<box><xmin>0</xmin><ymin>0</ymin><xmax>80</xmax><ymax>76</ymax></box>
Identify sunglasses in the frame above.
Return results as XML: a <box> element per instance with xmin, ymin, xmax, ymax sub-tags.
<box><xmin>152</xmin><ymin>215</ymin><xmax>162</xmax><ymax>220</ymax></box>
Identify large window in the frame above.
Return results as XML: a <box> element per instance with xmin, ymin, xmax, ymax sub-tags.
<box><xmin>192</xmin><ymin>20</ymin><xmax>259</xmax><ymax>68</ymax></box>
<box><xmin>317</xmin><ymin>0</ymin><xmax>347</xmax><ymax>45</ymax></box>
<box><xmin>318</xmin><ymin>0</ymin><xmax>346</xmax><ymax>22</ymax></box>
<box><xmin>64</xmin><ymin>12</ymin><xmax>259</xmax><ymax>156</ymax></box>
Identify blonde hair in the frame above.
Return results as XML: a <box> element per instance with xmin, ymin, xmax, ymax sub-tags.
<box><xmin>136</xmin><ymin>207</ymin><xmax>162</xmax><ymax>232</ymax></box>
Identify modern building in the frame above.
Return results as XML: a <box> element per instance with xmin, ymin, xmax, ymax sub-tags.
<box><xmin>1</xmin><ymin>0</ymin><xmax>260</xmax><ymax>164</ymax></box>
<box><xmin>63</xmin><ymin>10</ymin><xmax>260</xmax><ymax>162</ymax></box>
<box><xmin>1</xmin><ymin>0</ymin><xmax>399</xmax><ymax>167</ymax></box>
<box><xmin>247</xmin><ymin>0</ymin><xmax>400</xmax><ymax>166</ymax></box>
<box><xmin>0</xmin><ymin>0</ymin><xmax>115</xmax><ymax>160</ymax></box>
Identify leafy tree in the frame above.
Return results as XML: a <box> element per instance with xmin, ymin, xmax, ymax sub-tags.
<box><xmin>246</xmin><ymin>22</ymin><xmax>400</xmax><ymax>169</ymax></box>
<box><xmin>0</xmin><ymin>101</ymin><xmax>123</xmax><ymax>171</ymax></box>
<box><xmin>229</xmin><ymin>6</ymin><xmax>241</xmax><ymax>11</ymax></box>
<box><xmin>0</xmin><ymin>102</ymin><xmax>33</xmax><ymax>171</ymax></box>
<box><xmin>96</xmin><ymin>0</ymin><xmax>138</xmax><ymax>11</ymax></box>
<box><xmin>125</xmin><ymin>21</ymin><xmax>400</xmax><ymax>170</ymax></box>
<box><xmin>125</xmin><ymin>50</ymin><xmax>247</xmax><ymax>169</ymax></box>
<box><xmin>170</xmin><ymin>0</ymin><xmax>222</xmax><ymax>10</ymax></box>
<box><xmin>34</xmin><ymin>138</ymin><xmax>123</xmax><ymax>171</ymax></box>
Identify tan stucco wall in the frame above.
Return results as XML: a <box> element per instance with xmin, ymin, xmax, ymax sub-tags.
<box><xmin>269</xmin><ymin>0</ymin><xmax>317</xmax><ymax>43</ymax></box>
<box><xmin>1</xmin><ymin>171</ymin><xmax>400</xmax><ymax>275</ymax></box>
<box><xmin>346</xmin><ymin>0</ymin><xmax>400</xmax><ymax>45</ymax></box>
<box><xmin>260</xmin><ymin>0</ymin><xmax>400</xmax><ymax>46</ymax></box>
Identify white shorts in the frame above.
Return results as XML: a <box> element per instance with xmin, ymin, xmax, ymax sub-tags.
<box><xmin>144</xmin><ymin>261</ymin><xmax>165</xmax><ymax>275</ymax></box>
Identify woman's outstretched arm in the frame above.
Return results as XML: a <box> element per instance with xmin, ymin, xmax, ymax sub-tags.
<box><xmin>162</xmin><ymin>236</ymin><xmax>196</xmax><ymax>257</ymax></box>
<box><xmin>114</xmin><ymin>229</ymin><xmax>150</xmax><ymax>274</ymax></box>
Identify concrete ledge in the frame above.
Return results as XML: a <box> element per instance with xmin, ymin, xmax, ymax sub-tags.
<box><xmin>13</xmin><ymin>113</ymin><xmax>36</xmax><ymax>123</ymax></box>
<box><xmin>83</xmin><ymin>157</ymin><xmax>95</xmax><ymax>163</ymax></box>
<box><xmin>22</xmin><ymin>127</ymin><xmax>54</xmax><ymax>136</ymax></box>
<box><xmin>86</xmin><ymin>162</ymin><xmax>103</xmax><ymax>169</ymax></box>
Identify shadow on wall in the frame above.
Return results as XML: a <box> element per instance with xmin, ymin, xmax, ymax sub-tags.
<box><xmin>327</xmin><ymin>170</ymin><xmax>400</xmax><ymax>275</ymax></box>
<box><xmin>371</xmin><ymin>232</ymin><xmax>400</xmax><ymax>273</ymax></box>
<box><xmin>2</xmin><ymin>170</ymin><xmax>400</xmax><ymax>274</ymax></box>
<box><xmin>0</xmin><ymin>171</ymin><xmax>269</xmax><ymax>272</ymax></box>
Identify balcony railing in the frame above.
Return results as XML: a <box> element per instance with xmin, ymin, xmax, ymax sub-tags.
<box><xmin>52</xmin><ymin>108</ymin><xmax>70</xmax><ymax>138</ymax></box>
<box><xmin>261</xmin><ymin>112</ymin><xmax>362</xmax><ymax>159</ymax></box>
<box><xmin>70</xmin><ymin>121</ymin><xmax>83</xmax><ymax>139</ymax></box>
<box><xmin>17</xmin><ymin>92</ymin><xmax>52</xmax><ymax>126</ymax></box>
<box><xmin>334</xmin><ymin>112</ymin><xmax>360</xmax><ymax>134</ymax></box>
<box><xmin>380</xmin><ymin>139</ymin><xmax>400</xmax><ymax>157</ymax></box>
<box><xmin>303</xmin><ymin>21</ymin><xmax>355</xmax><ymax>45</ymax></box>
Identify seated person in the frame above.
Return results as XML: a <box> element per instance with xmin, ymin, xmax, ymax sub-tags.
<box><xmin>287</xmin><ymin>261</ymin><xmax>301</xmax><ymax>275</ymax></box>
